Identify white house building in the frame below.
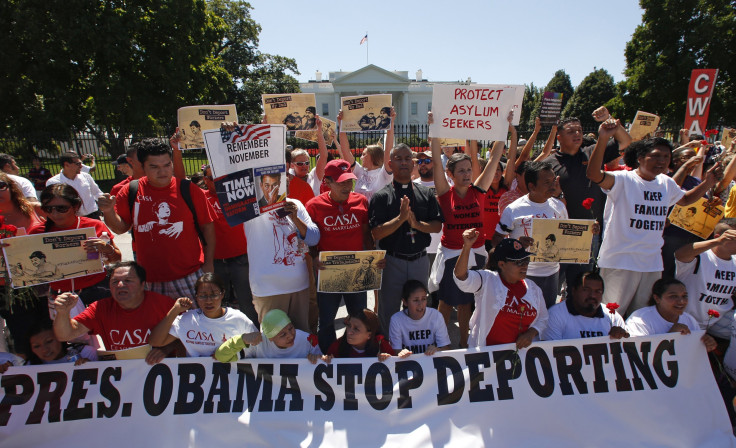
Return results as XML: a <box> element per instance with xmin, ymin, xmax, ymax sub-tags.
<box><xmin>299</xmin><ymin>65</ymin><xmax>471</xmax><ymax>127</ymax></box>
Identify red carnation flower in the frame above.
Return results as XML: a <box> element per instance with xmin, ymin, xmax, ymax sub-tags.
<box><xmin>582</xmin><ymin>198</ymin><xmax>595</xmax><ymax>210</ymax></box>
<box><xmin>606</xmin><ymin>303</ymin><xmax>620</xmax><ymax>314</ymax></box>
<box><xmin>701</xmin><ymin>140</ymin><xmax>709</xmax><ymax>146</ymax></box>
<box><xmin>708</xmin><ymin>309</ymin><xmax>721</xmax><ymax>319</ymax></box>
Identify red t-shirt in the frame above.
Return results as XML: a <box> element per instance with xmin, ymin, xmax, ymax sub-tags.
<box><xmin>288</xmin><ymin>176</ymin><xmax>315</xmax><ymax>207</ymax></box>
<box><xmin>29</xmin><ymin>217</ymin><xmax>113</xmax><ymax>292</ymax></box>
<box><xmin>110</xmin><ymin>176</ymin><xmax>132</xmax><ymax>197</ymax></box>
<box><xmin>482</xmin><ymin>186</ymin><xmax>507</xmax><ymax>241</ymax></box>
<box><xmin>326</xmin><ymin>335</ymin><xmax>395</xmax><ymax>357</ymax></box>
<box><xmin>114</xmin><ymin>177</ymin><xmax>215</xmax><ymax>282</ymax></box>
<box><xmin>486</xmin><ymin>279</ymin><xmax>537</xmax><ymax>346</ymax></box>
<box><xmin>439</xmin><ymin>186</ymin><xmax>486</xmax><ymax>249</ymax></box>
<box><xmin>306</xmin><ymin>192</ymin><xmax>368</xmax><ymax>252</ymax></box>
<box><xmin>74</xmin><ymin>291</ymin><xmax>174</xmax><ymax>351</ymax></box>
<box><xmin>205</xmin><ymin>190</ymin><xmax>247</xmax><ymax>259</ymax></box>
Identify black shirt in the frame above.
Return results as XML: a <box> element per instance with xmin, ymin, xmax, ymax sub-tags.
<box><xmin>368</xmin><ymin>181</ymin><xmax>443</xmax><ymax>254</ymax></box>
<box><xmin>544</xmin><ymin>141</ymin><xmax>620</xmax><ymax>223</ymax></box>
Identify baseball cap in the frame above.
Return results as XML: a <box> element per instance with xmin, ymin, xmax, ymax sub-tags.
<box><xmin>493</xmin><ymin>238</ymin><xmax>534</xmax><ymax>262</ymax></box>
<box><xmin>416</xmin><ymin>150</ymin><xmax>432</xmax><ymax>158</ymax></box>
<box><xmin>113</xmin><ymin>154</ymin><xmax>130</xmax><ymax>166</ymax></box>
<box><xmin>324</xmin><ymin>159</ymin><xmax>357</xmax><ymax>183</ymax></box>
<box><xmin>261</xmin><ymin>309</ymin><xmax>292</xmax><ymax>339</ymax></box>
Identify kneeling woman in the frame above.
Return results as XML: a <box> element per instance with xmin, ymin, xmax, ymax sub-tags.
<box><xmin>150</xmin><ymin>273</ymin><xmax>259</xmax><ymax>357</ymax></box>
<box><xmin>453</xmin><ymin>229</ymin><xmax>548</xmax><ymax>348</ymax></box>
<box><xmin>626</xmin><ymin>278</ymin><xmax>717</xmax><ymax>351</ymax></box>
<box><xmin>328</xmin><ymin>309</ymin><xmax>406</xmax><ymax>361</ymax></box>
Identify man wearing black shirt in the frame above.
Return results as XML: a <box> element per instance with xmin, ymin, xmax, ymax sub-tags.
<box><xmin>369</xmin><ymin>143</ymin><xmax>443</xmax><ymax>330</ymax></box>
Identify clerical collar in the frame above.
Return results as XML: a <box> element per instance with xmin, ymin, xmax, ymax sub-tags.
<box><xmin>393</xmin><ymin>180</ymin><xmax>412</xmax><ymax>189</ymax></box>
<box><xmin>565</xmin><ymin>297</ymin><xmax>604</xmax><ymax>318</ymax></box>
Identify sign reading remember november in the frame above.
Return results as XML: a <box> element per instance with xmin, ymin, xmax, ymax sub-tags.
<box><xmin>203</xmin><ymin>124</ymin><xmax>286</xmax><ymax>225</ymax></box>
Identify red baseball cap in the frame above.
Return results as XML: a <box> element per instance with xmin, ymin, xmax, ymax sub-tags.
<box><xmin>324</xmin><ymin>159</ymin><xmax>357</xmax><ymax>183</ymax></box>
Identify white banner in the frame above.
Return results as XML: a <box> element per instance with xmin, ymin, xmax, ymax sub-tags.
<box><xmin>1</xmin><ymin>333</ymin><xmax>733</xmax><ymax>447</ymax></box>
<box><xmin>429</xmin><ymin>84</ymin><xmax>520</xmax><ymax>141</ymax></box>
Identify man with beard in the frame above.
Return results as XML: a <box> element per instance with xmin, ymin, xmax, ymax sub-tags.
<box><xmin>542</xmin><ymin>271</ymin><xmax>629</xmax><ymax>340</ymax></box>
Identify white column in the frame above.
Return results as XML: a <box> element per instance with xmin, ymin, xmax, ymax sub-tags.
<box><xmin>401</xmin><ymin>92</ymin><xmax>410</xmax><ymax>126</ymax></box>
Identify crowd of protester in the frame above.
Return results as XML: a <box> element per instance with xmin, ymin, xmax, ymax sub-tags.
<box><xmin>1</xmin><ymin>105</ymin><xmax>736</xmax><ymax>426</ymax></box>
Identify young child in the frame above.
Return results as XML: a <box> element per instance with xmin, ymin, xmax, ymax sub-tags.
<box><xmin>327</xmin><ymin>309</ymin><xmax>408</xmax><ymax>361</ymax></box>
<box><xmin>389</xmin><ymin>280</ymin><xmax>451</xmax><ymax>355</ymax></box>
<box><xmin>27</xmin><ymin>321</ymin><xmax>97</xmax><ymax>365</ymax></box>
<box><xmin>215</xmin><ymin>309</ymin><xmax>328</xmax><ymax>364</ymax></box>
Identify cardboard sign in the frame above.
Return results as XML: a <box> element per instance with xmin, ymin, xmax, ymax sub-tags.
<box><xmin>722</xmin><ymin>127</ymin><xmax>735</xmax><ymax>149</ymax></box>
<box><xmin>203</xmin><ymin>124</ymin><xmax>287</xmax><ymax>225</ymax></box>
<box><xmin>668</xmin><ymin>198</ymin><xmax>724</xmax><ymax>239</ymax></box>
<box><xmin>262</xmin><ymin>93</ymin><xmax>317</xmax><ymax>131</ymax></box>
<box><xmin>539</xmin><ymin>91</ymin><xmax>563</xmax><ymax>125</ymax></box>
<box><xmin>295</xmin><ymin>117</ymin><xmax>337</xmax><ymax>146</ymax></box>
<box><xmin>1</xmin><ymin>228</ymin><xmax>102</xmax><ymax>288</ymax></box>
<box><xmin>500</xmin><ymin>84</ymin><xmax>525</xmax><ymax>126</ymax></box>
<box><xmin>340</xmin><ymin>95</ymin><xmax>393</xmax><ymax>132</ymax></box>
<box><xmin>429</xmin><ymin>84</ymin><xmax>520</xmax><ymax>140</ymax></box>
<box><xmin>177</xmin><ymin>105</ymin><xmax>238</xmax><ymax>150</ymax></box>
<box><xmin>529</xmin><ymin>219</ymin><xmax>595</xmax><ymax>264</ymax></box>
<box><xmin>629</xmin><ymin>111</ymin><xmax>661</xmax><ymax>141</ymax></box>
<box><xmin>317</xmin><ymin>250</ymin><xmax>386</xmax><ymax>293</ymax></box>
<box><xmin>684</xmin><ymin>69</ymin><xmax>719</xmax><ymax>137</ymax></box>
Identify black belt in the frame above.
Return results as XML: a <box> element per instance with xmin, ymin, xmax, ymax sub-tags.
<box><xmin>387</xmin><ymin>250</ymin><xmax>427</xmax><ymax>261</ymax></box>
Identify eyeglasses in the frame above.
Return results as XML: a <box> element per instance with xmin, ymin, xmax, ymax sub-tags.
<box><xmin>196</xmin><ymin>291</ymin><xmax>223</xmax><ymax>301</ymax></box>
<box><xmin>294</xmin><ymin>161</ymin><xmax>310</xmax><ymax>167</ymax></box>
<box><xmin>505</xmin><ymin>258</ymin><xmax>530</xmax><ymax>267</ymax></box>
<box><xmin>0</xmin><ymin>181</ymin><xmax>8</xmax><ymax>191</ymax></box>
<box><xmin>41</xmin><ymin>205</ymin><xmax>72</xmax><ymax>214</ymax></box>
<box><xmin>416</xmin><ymin>159</ymin><xmax>432</xmax><ymax>165</ymax></box>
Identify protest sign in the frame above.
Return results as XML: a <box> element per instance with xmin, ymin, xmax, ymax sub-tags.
<box><xmin>262</xmin><ymin>93</ymin><xmax>317</xmax><ymax>131</ymax></box>
<box><xmin>722</xmin><ymin>127</ymin><xmax>735</xmax><ymax>149</ymax></box>
<box><xmin>684</xmin><ymin>69</ymin><xmax>719</xmax><ymax>137</ymax></box>
<box><xmin>1</xmin><ymin>228</ymin><xmax>101</xmax><ymax>288</ymax></box>
<box><xmin>629</xmin><ymin>110</ymin><xmax>661</xmax><ymax>141</ymax></box>
<box><xmin>177</xmin><ymin>105</ymin><xmax>238</xmax><ymax>150</ymax></box>
<box><xmin>203</xmin><ymin>124</ymin><xmax>287</xmax><ymax>225</ymax></box>
<box><xmin>539</xmin><ymin>91</ymin><xmax>563</xmax><ymax>125</ymax></box>
<box><xmin>295</xmin><ymin>117</ymin><xmax>337</xmax><ymax>146</ymax></box>
<box><xmin>668</xmin><ymin>197</ymin><xmax>724</xmax><ymax>239</ymax></box>
<box><xmin>500</xmin><ymin>84</ymin><xmax>525</xmax><ymax>126</ymax></box>
<box><xmin>1</xmin><ymin>333</ymin><xmax>733</xmax><ymax>447</ymax></box>
<box><xmin>340</xmin><ymin>94</ymin><xmax>393</xmax><ymax>132</ymax></box>
<box><xmin>437</xmin><ymin>138</ymin><xmax>465</xmax><ymax>148</ymax></box>
<box><xmin>530</xmin><ymin>219</ymin><xmax>594</xmax><ymax>264</ymax></box>
<box><xmin>97</xmin><ymin>344</ymin><xmax>151</xmax><ymax>361</ymax></box>
<box><xmin>318</xmin><ymin>250</ymin><xmax>385</xmax><ymax>293</ymax></box>
<box><xmin>429</xmin><ymin>84</ymin><xmax>520</xmax><ymax>140</ymax></box>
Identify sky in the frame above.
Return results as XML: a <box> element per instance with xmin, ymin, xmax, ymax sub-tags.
<box><xmin>249</xmin><ymin>0</ymin><xmax>645</xmax><ymax>88</ymax></box>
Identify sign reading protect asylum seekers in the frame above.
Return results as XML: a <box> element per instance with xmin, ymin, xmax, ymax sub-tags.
<box><xmin>177</xmin><ymin>105</ymin><xmax>238</xmax><ymax>150</ymax></box>
<box><xmin>203</xmin><ymin>124</ymin><xmax>287</xmax><ymax>225</ymax></box>
<box><xmin>429</xmin><ymin>84</ymin><xmax>520</xmax><ymax>141</ymax></box>
<box><xmin>262</xmin><ymin>93</ymin><xmax>317</xmax><ymax>131</ymax></box>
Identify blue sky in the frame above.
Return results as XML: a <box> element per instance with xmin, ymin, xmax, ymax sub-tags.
<box><xmin>249</xmin><ymin>0</ymin><xmax>644</xmax><ymax>88</ymax></box>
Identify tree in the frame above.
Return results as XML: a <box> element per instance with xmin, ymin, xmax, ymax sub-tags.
<box><xmin>519</xmin><ymin>83</ymin><xmax>541</xmax><ymax>130</ymax></box>
<box><xmin>619</xmin><ymin>0</ymin><xmax>736</xmax><ymax>126</ymax></box>
<box><xmin>562</xmin><ymin>68</ymin><xmax>616</xmax><ymax>127</ymax></box>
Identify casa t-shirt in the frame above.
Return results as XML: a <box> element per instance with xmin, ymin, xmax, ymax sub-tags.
<box><xmin>74</xmin><ymin>291</ymin><xmax>174</xmax><ymax>351</ymax></box>
<box><xmin>306</xmin><ymin>192</ymin><xmax>368</xmax><ymax>252</ymax></box>
<box><xmin>29</xmin><ymin>217</ymin><xmax>113</xmax><ymax>292</ymax></box>
<box><xmin>169</xmin><ymin>307</ymin><xmax>257</xmax><ymax>357</ymax></box>
<box><xmin>115</xmin><ymin>177</ymin><xmax>215</xmax><ymax>282</ymax></box>
<box><xmin>205</xmin><ymin>190</ymin><xmax>247</xmax><ymax>260</ymax></box>
<box><xmin>677</xmin><ymin>249</ymin><xmax>736</xmax><ymax>339</ymax></box>
<box><xmin>496</xmin><ymin>195</ymin><xmax>568</xmax><ymax>277</ymax></box>
<box><xmin>486</xmin><ymin>278</ymin><xmax>536</xmax><ymax>346</ymax></box>
<box><xmin>543</xmin><ymin>299</ymin><xmax>626</xmax><ymax>340</ymax></box>
<box><xmin>389</xmin><ymin>308</ymin><xmax>451</xmax><ymax>353</ymax></box>
<box><xmin>625</xmin><ymin>305</ymin><xmax>700</xmax><ymax>336</ymax></box>
<box><xmin>439</xmin><ymin>185</ymin><xmax>486</xmax><ymax>250</ymax></box>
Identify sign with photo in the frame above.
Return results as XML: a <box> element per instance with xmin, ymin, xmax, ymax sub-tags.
<box><xmin>629</xmin><ymin>111</ymin><xmax>661</xmax><ymax>141</ymax></box>
<box><xmin>722</xmin><ymin>127</ymin><xmax>735</xmax><ymax>149</ymax></box>
<box><xmin>177</xmin><ymin>105</ymin><xmax>238</xmax><ymax>150</ymax></box>
<box><xmin>317</xmin><ymin>250</ymin><xmax>386</xmax><ymax>293</ymax></box>
<box><xmin>203</xmin><ymin>124</ymin><xmax>287</xmax><ymax>225</ymax></box>
<box><xmin>262</xmin><ymin>93</ymin><xmax>317</xmax><ymax>131</ymax></box>
<box><xmin>295</xmin><ymin>117</ymin><xmax>337</xmax><ymax>146</ymax></box>
<box><xmin>668</xmin><ymin>198</ymin><xmax>724</xmax><ymax>239</ymax></box>
<box><xmin>340</xmin><ymin>94</ymin><xmax>393</xmax><ymax>132</ymax></box>
<box><xmin>1</xmin><ymin>228</ymin><xmax>102</xmax><ymax>288</ymax></box>
<box><xmin>529</xmin><ymin>219</ymin><xmax>595</xmax><ymax>264</ymax></box>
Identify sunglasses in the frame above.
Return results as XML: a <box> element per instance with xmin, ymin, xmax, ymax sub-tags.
<box><xmin>416</xmin><ymin>159</ymin><xmax>432</xmax><ymax>165</ymax></box>
<box><xmin>293</xmin><ymin>161</ymin><xmax>310</xmax><ymax>167</ymax></box>
<box><xmin>196</xmin><ymin>291</ymin><xmax>223</xmax><ymax>301</ymax></box>
<box><xmin>505</xmin><ymin>258</ymin><xmax>530</xmax><ymax>267</ymax></box>
<box><xmin>41</xmin><ymin>205</ymin><xmax>72</xmax><ymax>214</ymax></box>
<box><xmin>0</xmin><ymin>181</ymin><xmax>8</xmax><ymax>191</ymax></box>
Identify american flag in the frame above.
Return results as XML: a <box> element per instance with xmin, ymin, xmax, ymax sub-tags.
<box><xmin>232</xmin><ymin>124</ymin><xmax>271</xmax><ymax>143</ymax></box>
<box><xmin>360</xmin><ymin>34</ymin><xmax>367</xmax><ymax>45</ymax></box>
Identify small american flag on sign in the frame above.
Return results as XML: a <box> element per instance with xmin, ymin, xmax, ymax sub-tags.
<box><xmin>232</xmin><ymin>124</ymin><xmax>271</xmax><ymax>143</ymax></box>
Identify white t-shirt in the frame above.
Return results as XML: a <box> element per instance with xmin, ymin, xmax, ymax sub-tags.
<box><xmin>598</xmin><ymin>171</ymin><xmax>684</xmax><ymax>271</ymax></box>
<box><xmin>243</xmin><ymin>329</ymin><xmax>322</xmax><ymax>358</ymax></box>
<box><xmin>307</xmin><ymin>167</ymin><xmax>322</xmax><ymax>196</ymax></box>
<box><xmin>413</xmin><ymin>178</ymin><xmax>442</xmax><ymax>254</ymax></box>
<box><xmin>543</xmin><ymin>300</ymin><xmax>626</xmax><ymax>340</ymax></box>
<box><xmin>722</xmin><ymin>317</ymin><xmax>736</xmax><ymax>381</ymax></box>
<box><xmin>625</xmin><ymin>305</ymin><xmax>700</xmax><ymax>336</ymax></box>
<box><xmin>389</xmin><ymin>308</ymin><xmax>451</xmax><ymax>353</ymax></box>
<box><xmin>170</xmin><ymin>307</ymin><xmax>257</xmax><ymax>357</ymax></box>
<box><xmin>244</xmin><ymin>199</ymin><xmax>319</xmax><ymax>297</ymax></box>
<box><xmin>354</xmin><ymin>163</ymin><xmax>393</xmax><ymax>203</ymax></box>
<box><xmin>496</xmin><ymin>195</ymin><xmax>568</xmax><ymax>277</ymax></box>
<box><xmin>9</xmin><ymin>174</ymin><xmax>36</xmax><ymax>199</ymax></box>
<box><xmin>676</xmin><ymin>249</ymin><xmax>736</xmax><ymax>339</ymax></box>
<box><xmin>46</xmin><ymin>172</ymin><xmax>103</xmax><ymax>216</ymax></box>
